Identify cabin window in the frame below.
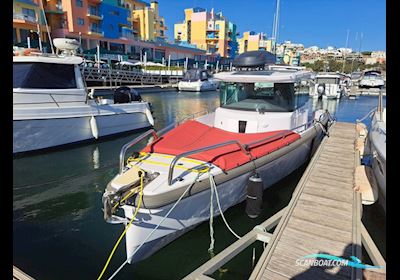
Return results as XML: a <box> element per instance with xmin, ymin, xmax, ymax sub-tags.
<box><xmin>220</xmin><ymin>82</ymin><xmax>308</xmax><ymax>112</ymax></box>
<box><xmin>316</xmin><ymin>77</ymin><xmax>339</xmax><ymax>84</ymax></box>
<box><xmin>182</xmin><ymin>70</ymin><xmax>201</xmax><ymax>81</ymax></box>
<box><xmin>13</xmin><ymin>63</ymin><xmax>77</xmax><ymax>89</ymax></box>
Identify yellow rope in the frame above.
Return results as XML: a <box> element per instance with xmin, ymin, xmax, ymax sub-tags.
<box><xmin>97</xmin><ymin>171</ymin><xmax>144</xmax><ymax>280</ymax></box>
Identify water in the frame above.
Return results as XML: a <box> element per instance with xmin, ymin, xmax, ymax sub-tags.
<box><xmin>13</xmin><ymin>92</ymin><xmax>385</xmax><ymax>279</ymax></box>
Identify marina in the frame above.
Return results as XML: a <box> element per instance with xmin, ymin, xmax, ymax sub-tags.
<box><xmin>13</xmin><ymin>0</ymin><xmax>386</xmax><ymax>279</ymax></box>
<box><xmin>13</xmin><ymin>92</ymin><xmax>385</xmax><ymax>280</ymax></box>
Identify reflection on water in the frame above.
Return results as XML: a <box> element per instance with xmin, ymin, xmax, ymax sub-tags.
<box><xmin>311</xmin><ymin>98</ymin><xmax>340</xmax><ymax>116</ymax></box>
<box><xmin>13</xmin><ymin>92</ymin><xmax>385</xmax><ymax>280</ymax></box>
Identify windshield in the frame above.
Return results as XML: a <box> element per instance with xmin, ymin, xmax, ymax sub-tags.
<box><xmin>13</xmin><ymin>62</ymin><xmax>77</xmax><ymax>89</ymax></box>
<box><xmin>182</xmin><ymin>70</ymin><xmax>200</xmax><ymax>81</ymax></box>
<box><xmin>220</xmin><ymin>82</ymin><xmax>309</xmax><ymax>112</ymax></box>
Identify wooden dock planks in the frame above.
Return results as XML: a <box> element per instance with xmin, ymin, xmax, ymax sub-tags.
<box><xmin>13</xmin><ymin>266</ymin><xmax>34</xmax><ymax>280</ymax></box>
<box><xmin>252</xmin><ymin>122</ymin><xmax>363</xmax><ymax>280</ymax></box>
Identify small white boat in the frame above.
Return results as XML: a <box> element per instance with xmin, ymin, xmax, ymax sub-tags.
<box><xmin>102</xmin><ymin>51</ymin><xmax>333</xmax><ymax>264</ymax></box>
<box><xmin>13</xmin><ymin>39</ymin><xmax>154</xmax><ymax>154</ymax></box>
<box><xmin>178</xmin><ymin>69</ymin><xmax>219</xmax><ymax>92</ymax></box>
<box><xmin>359</xmin><ymin>70</ymin><xmax>385</xmax><ymax>89</ymax></box>
<box><xmin>312</xmin><ymin>72</ymin><xmax>344</xmax><ymax>99</ymax></box>
<box><xmin>368</xmin><ymin>95</ymin><xmax>386</xmax><ymax>212</ymax></box>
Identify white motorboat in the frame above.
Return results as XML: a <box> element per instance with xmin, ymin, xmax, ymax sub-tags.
<box><xmin>312</xmin><ymin>72</ymin><xmax>344</xmax><ymax>99</ymax></box>
<box><xmin>359</xmin><ymin>70</ymin><xmax>385</xmax><ymax>89</ymax></box>
<box><xmin>101</xmin><ymin>51</ymin><xmax>333</xmax><ymax>265</ymax></box>
<box><xmin>178</xmin><ymin>69</ymin><xmax>219</xmax><ymax>92</ymax></box>
<box><xmin>13</xmin><ymin>39</ymin><xmax>154</xmax><ymax>154</ymax></box>
<box><xmin>367</xmin><ymin>94</ymin><xmax>386</xmax><ymax>212</ymax></box>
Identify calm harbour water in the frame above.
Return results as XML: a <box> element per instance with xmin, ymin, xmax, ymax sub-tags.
<box><xmin>13</xmin><ymin>92</ymin><xmax>386</xmax><ymax>280</ymax></box>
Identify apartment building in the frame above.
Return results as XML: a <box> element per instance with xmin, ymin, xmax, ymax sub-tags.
<box><xmin>129</xmin><ymin>0</ymin><xmax>167</xmax><ymax>41</ymax></box>
<box><xmin>13</xmin><ymin>0</ymin><xmax>207</xmax><ymax>62</ymax></box>
<box><xmin>174</xmin><ymin>8</ymin><xmax>238</xmax><ymax>58</ymax></box>
<box><xmin>237</xmin><ymin>31</ymin><xmax>273</xmax><ymax>54</ymax></box>
<box><xmin>13</xmin><ymin>0</ymin><xmax>51</xmax><ymax>48</ymax></box>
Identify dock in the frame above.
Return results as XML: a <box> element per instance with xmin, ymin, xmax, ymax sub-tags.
<box><xmin>348</xmin><ymin>86</ymin><xmax>386</xmax><ymax>98</ymax></box>
<box><xmin>81</xmin><ymin>66</ymin><xmax>182</xmax><ymax>86</ymax></box>
<box><xmin>184</xmin><ymin>122</ymin><xmax>386</xmax><ymax>280</ymax></box>
<box><xmin>13</xmin><ymin>266</ymin><xmax>35</xmax><ymax>280</ymax></box>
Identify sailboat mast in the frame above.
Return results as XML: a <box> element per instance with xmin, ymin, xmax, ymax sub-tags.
<box><xmin>342</xmin><ymin>29</ymin><xmax>350</xmax><ymax>73</ymax></box>
<box><xmin>38</xmin><ymin>0</ymin><xmax>54</xmax><ymax>54</ymax></box>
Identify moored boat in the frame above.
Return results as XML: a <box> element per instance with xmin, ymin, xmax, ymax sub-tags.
<box><xmin>178</xmin><ymin>69</ymin><xmax>219</xmax><ymax>92</ymax></box>
<box><xmin>101</xmin><ymin>51</ymin><xmax>334</xmax><ymax>264</ymax></box>
<box><xmin>367</xmin><ymin>94</ymin><xmax>386</xmax><ymax>212</ymax></box>
<box><xmin>13</xmin><ymin>38</ymin><xmax>154</xmax><ymax>154</ymax></box>
<box><xmin>312</xmin><ymin>72</ymin><xmax>344</xmax><ymax>99</ymax></box>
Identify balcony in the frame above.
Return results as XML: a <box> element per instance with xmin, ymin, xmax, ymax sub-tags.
<box><xmin>45</xmin><ymin>3</ymin><xmax>65</xmax><ymax>14</ymax></box>
<box><xmin>88</xmin><ymin>28</ymin><xmax>104</xmax><ymax>37</ymax></box>
<box><xmin>13</xmin><ymin>13</ymin><xmax>37</xmax><ymax>25</ymax></box>
<box><xmin>87</xmin><ymin>9</ymin><xmax>103</xmax><ymax>20</ymax></box>
<box><xmin>120</xmin><ymin>32</ymin><xmax>136</xmax><ymax>40</ymax></box>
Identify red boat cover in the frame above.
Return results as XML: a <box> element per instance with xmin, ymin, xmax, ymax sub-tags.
<box><xmin>142</xmin><ymin>120</ymin><xmax>301</xmax><ymax>171</ymax></box>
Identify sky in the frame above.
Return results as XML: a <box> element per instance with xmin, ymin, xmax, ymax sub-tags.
<box><xmin>158</xmin><ymin>0</ymin><xmax>386</xmax><ymax>51</ymax></box>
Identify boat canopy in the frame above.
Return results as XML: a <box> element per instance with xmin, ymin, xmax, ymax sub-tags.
<box><xmin>214</xmin><ymin>70</ymin><xmax>312</xmax><ymax>83</ymax></box>
<box><xmin>182</xmin><ymin>69</ymin><xmax>210</xmax><ymax>81</ymax></box>
<box><xmin>142</xmin><ymin>120</ymin><xmax>300</xmax><ymax>171</ymax></box>
<box><xmin>13</xmin><ymin>55</ymin><xmax>83</xmax><ymax>65</ymax></box>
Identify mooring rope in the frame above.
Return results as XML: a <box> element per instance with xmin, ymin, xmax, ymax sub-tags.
<box><xmin>107</xmin><ymin>172</ymin><xmax>203</xmax><ymax>280</ymax></box>
<box><xmin>208</xmin><ymin>173</ymin><xmax>241</xmax><ymax>240</ymax></box>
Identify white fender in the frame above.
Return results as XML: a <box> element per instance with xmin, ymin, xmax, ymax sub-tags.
<box><xmin>145</xmin><ymin>107</ymin><xmax>154</xmax><ymax>126</ymax></box>
<box><xmin>90</xmin><ymin>116</ymin><xmax>99</xmax><ymax>139</ymax></box>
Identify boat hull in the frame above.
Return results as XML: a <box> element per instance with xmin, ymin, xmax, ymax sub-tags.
<box><xmin>122</xmin><ymin>126</ymin><xmax>324</xmax><ymax>263</ymax></box>
<box><xmin>368</xmin><ymin>112</ymin><xmax>386</xmax><ymax>212</ymax></box>
<box><xmin>178</xmin><ymin>80</ymin><xmax>218</xmax><ymax>92</ymax></box>
<box><xmin>13</xmin><ymin>112</ymin><xmax>151</xmax><ymax>154</ymax></box>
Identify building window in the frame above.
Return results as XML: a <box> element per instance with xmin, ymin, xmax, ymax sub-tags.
<box><xmin>109</xmin><ymin>10</ymin><xmax>120</xmax><ymax>16</ymax></box>
<box><xmin>78</xmin><ymin>18</ymin><xmax>84</xmax><ymax>25</ymax></box>
<box><xmin>76</xmin><ymin>0</ymin><xmax>83</xmax><ymax>7</ymax></box>
<box><xmin>22</xmin><ymin>8</ymin><xmax>36</xmax><ymax>19</ymax></box>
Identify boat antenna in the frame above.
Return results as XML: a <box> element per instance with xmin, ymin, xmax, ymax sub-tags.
<box><xmin>38</xmin><ymin>0</ymin><xmax>55</xmax><ymax>54</ymax></box>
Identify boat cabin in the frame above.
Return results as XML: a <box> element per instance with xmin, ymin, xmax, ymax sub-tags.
<box><xmin>13</xmin><ymin>55</ymin><xmax>87</xmax><ymax>108</ymax></box>
<box><xmin>213</xmin><ymin>68</ymin><xmax>312</xmax><ymax>133</ymax></box>
<box><xmin>182</xmin><ymin>69</ymin><xmax>211</xmax><ymax>82</ymax></box>
<box><xmin>314</xmin><ymin>73</ymin><xmax>341</xmax><ymax>85</ymax></box>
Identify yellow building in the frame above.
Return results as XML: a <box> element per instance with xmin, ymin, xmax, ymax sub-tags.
<box><xmin>174</xmin><ymin>8</ymin><xmax>238</xmax><ymax>58</ymax></box>
<box><xmin>128</xmin><ymin>0</ymin><xmax>167</xmax><ymax>41</ymax></box>
<box><xmin>237</xmin><ymin>31</ymin><xmax>273</xmax><ymax>54</ymax></box>
<box><xmin>13</xmin><ymin>0</ymin><xmax>50</xmax><ymax>47</ymax></box>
